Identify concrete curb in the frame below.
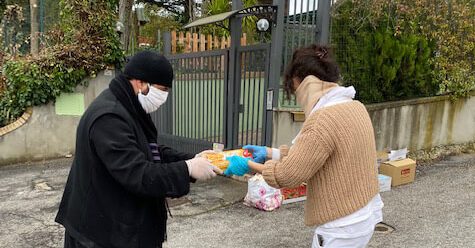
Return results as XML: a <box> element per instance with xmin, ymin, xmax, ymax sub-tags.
<box><xmin>0</xmin><ymin>107</ymin><xmax>32</xmax><ymax>137</ymax></box>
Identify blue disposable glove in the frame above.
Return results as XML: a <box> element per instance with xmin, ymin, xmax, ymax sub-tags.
<box><xmin>243</xmin><ymin>145</ymin><xmax>267</xmax><ymax>163</ymax></box>
<box><xmin>224</xmin><ymin>156</ymin><xmax>250</xmax><ymax>176</ymax></box>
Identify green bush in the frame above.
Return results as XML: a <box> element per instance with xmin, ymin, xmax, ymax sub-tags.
<box><xmin>0</xmin><ymin>59</ymin><xmax>87</xmax><ymax>124</ymax></box>
<box><xmin>331</xmin><ymin>0</ymin><xmax>438</xmax><ymax>103</ymax></box>
<box><xmin>331</xmin><ymin>0</ymin><xmax>474</xmax><ymax>103</ymax></box>
<box><xmin>0</xmin><ymin>0</ymin><xmax>123</xmax><ymax>127</ymax></box>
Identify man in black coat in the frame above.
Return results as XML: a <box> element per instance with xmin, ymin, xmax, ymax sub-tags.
<box><xmin>55</xmin><ymin>51</ymin><xmax>220</xmax><ymax>248</ymax></box>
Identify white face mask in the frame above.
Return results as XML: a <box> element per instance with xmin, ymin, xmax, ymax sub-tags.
<box><xmin>138</xmin><ymin>84</ymin><xmax>169</xmax><ymax>113</ymax></box>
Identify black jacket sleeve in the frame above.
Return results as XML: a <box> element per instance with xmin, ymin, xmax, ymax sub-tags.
<box><xmin>158</xmin><ymin>146</ymin><xmax>197</xmax><ymax>183</ymax></box>
<box><xmin>90</xmin><ymin>114</ymin><xmax>190</xmax><ymax>199</ymax></box>
<box><xmin>157</xmin><ymin>145</ymin><xmax>195</xmax><ymax>163</ymax></box>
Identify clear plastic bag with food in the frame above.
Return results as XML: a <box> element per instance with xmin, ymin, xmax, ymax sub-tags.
<box><xmin>244</xmin><ymin>174</ymin><xmax>283</xmax><ymax>211</ymax></box>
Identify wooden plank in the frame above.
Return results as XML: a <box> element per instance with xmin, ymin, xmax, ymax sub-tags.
<box><xmin>185</xmin><ymin>32</ymin><xmax>191</xmax><ymax>53</ymax></box>
<box><xmin>206</xmin><ymin>35</ymin><xmax>213</xmax><ymax>70</ymax></box>
<box><xmin>214</xmin><ymin>36</ymin><xmax>219</xmax><ymax>49</ymax></box>
<box><xmin>207</xmin><ymin>35</ymin><xmax>213</xmax><ymax>51</ymax></box>
<box><xmin>171</xmin><ymin>30</ymin><xmax>177</xmax><ymax>54</ymax></box>
<box><xmin>178</xmin><ymin>31</ymin><xmax>184</xmax><ymax>52</ymax></box>
<box><xmin>241</xmin><ymin>33</ymin><xmax>247</xmax><ymax>46</ymax></box>
<box><xmin>192</xmin><ymin>33</ymin><xmax>198</xmax><ymax>52</ymax></box>
<box><xmin>200</xmin><ymin>34</ymin><xmax>206</xmax><ymax>51</ymax></box>
<box><xmin>221</xmin><ymin>36</ymin><xmax>226</xmax><ymax>49</ymax></box>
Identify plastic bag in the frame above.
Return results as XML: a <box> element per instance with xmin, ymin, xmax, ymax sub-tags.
<box><xmin>244</xmin><ymin>174</ymin><xmax>282</xmax><ymax>211</ymax></box>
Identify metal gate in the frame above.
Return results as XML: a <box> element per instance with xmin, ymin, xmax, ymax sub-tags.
<box><xmin>151</xmin><ymin>44</ymin><xmax>271</xmax><ymax>154</ymax></box>
<box><xmin>233</xmin><ymin>44</ymin><xmax>271</xmax><ymax>148</ymax></box>
<box><xmin>149</xmin><ymin>1</ymin><xmax>324</xmax><ymax>154</ymax></box>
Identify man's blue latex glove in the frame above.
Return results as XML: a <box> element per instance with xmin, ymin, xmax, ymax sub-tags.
<box><xmin>243</xmin><ymin>145</ymin><xmax>267</xmax><ymax>163</ymax></box>
<box><xmin>224</xmin><ymin>156</ymin><xmax>250</xmax><ymax>176</ymax></box>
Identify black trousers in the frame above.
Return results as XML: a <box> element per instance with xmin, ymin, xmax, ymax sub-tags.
<box><xmin>64</xmin><ymin>231</ymin><xmax>164</xmax><ymax>248</ymax></box>
<box><xmin>63</xmin><ymin>230</ymin><xmax>100</xmax><ymax>248</ymax></box>
<box><xmin>64</xmin><ymin>231</ymin><xmax>88</xmax><ymax>248</ymax></box>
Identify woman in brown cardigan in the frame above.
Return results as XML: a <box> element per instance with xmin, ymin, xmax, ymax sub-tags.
<box><xmin>225</xmin><ymin>44</ymin><xmax>383</xmax><ymax>248</ymax></box>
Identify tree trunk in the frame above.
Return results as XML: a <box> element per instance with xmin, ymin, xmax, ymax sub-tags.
<box><xmin>119</xmin><ymin>0</ymin><xmax>134</xmax><ymax>52</ymax></box>
<box><xmin>30</xmin><ymin>0</ymin><xmax>39</xmax><ymax>56</ymax></box>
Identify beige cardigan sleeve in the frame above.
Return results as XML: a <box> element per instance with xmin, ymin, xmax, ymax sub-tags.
<box><xmin>262</xmin><ymin>127</ymin><xmax>332</xmax><ymax>189</ymax></box>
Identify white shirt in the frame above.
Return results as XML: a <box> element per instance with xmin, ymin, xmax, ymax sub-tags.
<box><xmin>315</xmin><ymin>194</ymin><xmax>384</xmax><ymax>238</ymax></box>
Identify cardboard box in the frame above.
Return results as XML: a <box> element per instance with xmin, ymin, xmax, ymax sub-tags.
<box><xmin>378</xmin><ymin>174</ymin><xmax>392</xmax><ymax>192</ymax></box>
<box><xmin>379</xmin><ymin>158</ymin><xmax>416</xmax><ymax>186</ymax></box>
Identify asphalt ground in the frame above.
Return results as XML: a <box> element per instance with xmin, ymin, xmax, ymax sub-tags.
<box><xmin>1</xmin><ymin>153</ymin><xmax>474</xmax><ymax>248</ymax></box>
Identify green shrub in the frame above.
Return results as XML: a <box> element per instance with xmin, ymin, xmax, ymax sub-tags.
<box><xmin>331</xmin><ymin>0</ymin><xmax>474</xmax><ymax>103</ymax></box>
<box><xmin>0</xmin><ymin>0</ymin><xmax>123</xmax><ymax>126</ymax></box>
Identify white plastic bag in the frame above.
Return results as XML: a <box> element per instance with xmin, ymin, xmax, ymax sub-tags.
<box><xmin>244</xmin><ymin>174</ymin><xmax>282</xmax><ymax>211</ymax></box>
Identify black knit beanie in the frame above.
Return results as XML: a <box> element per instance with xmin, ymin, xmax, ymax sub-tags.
<box><xmin>123</xmin><ymin>50</ymin><xmax>174</xmax><ymax>87</ymax></box>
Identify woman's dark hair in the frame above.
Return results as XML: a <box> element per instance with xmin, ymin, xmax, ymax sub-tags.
<box><xmin>283</xmin><ymin>44</ymin><xmax>341</xmax><ymax>99</ymax></box>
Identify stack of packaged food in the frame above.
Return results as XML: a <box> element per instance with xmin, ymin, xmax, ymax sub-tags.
<box><xmin>205</xmin><ymin>149</ymin><xmax>253</xmax><ymax>171</ymax></box>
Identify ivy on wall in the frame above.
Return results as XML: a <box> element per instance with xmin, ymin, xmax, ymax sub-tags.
<box><xmin>0</xmin><ymin>0</ymin><xmax>123</xmax><ymax>127</ymax></box>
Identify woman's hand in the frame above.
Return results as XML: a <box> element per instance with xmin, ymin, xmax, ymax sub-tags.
<box><xmin>224</xmin><ymin>156</ymin><xmax>251</xmax><ymax>176</ymax></box>
<box><xmin>242</xmin><ymin>145</ymin><xmax>270</xmax><ymax>163</ymax></box>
